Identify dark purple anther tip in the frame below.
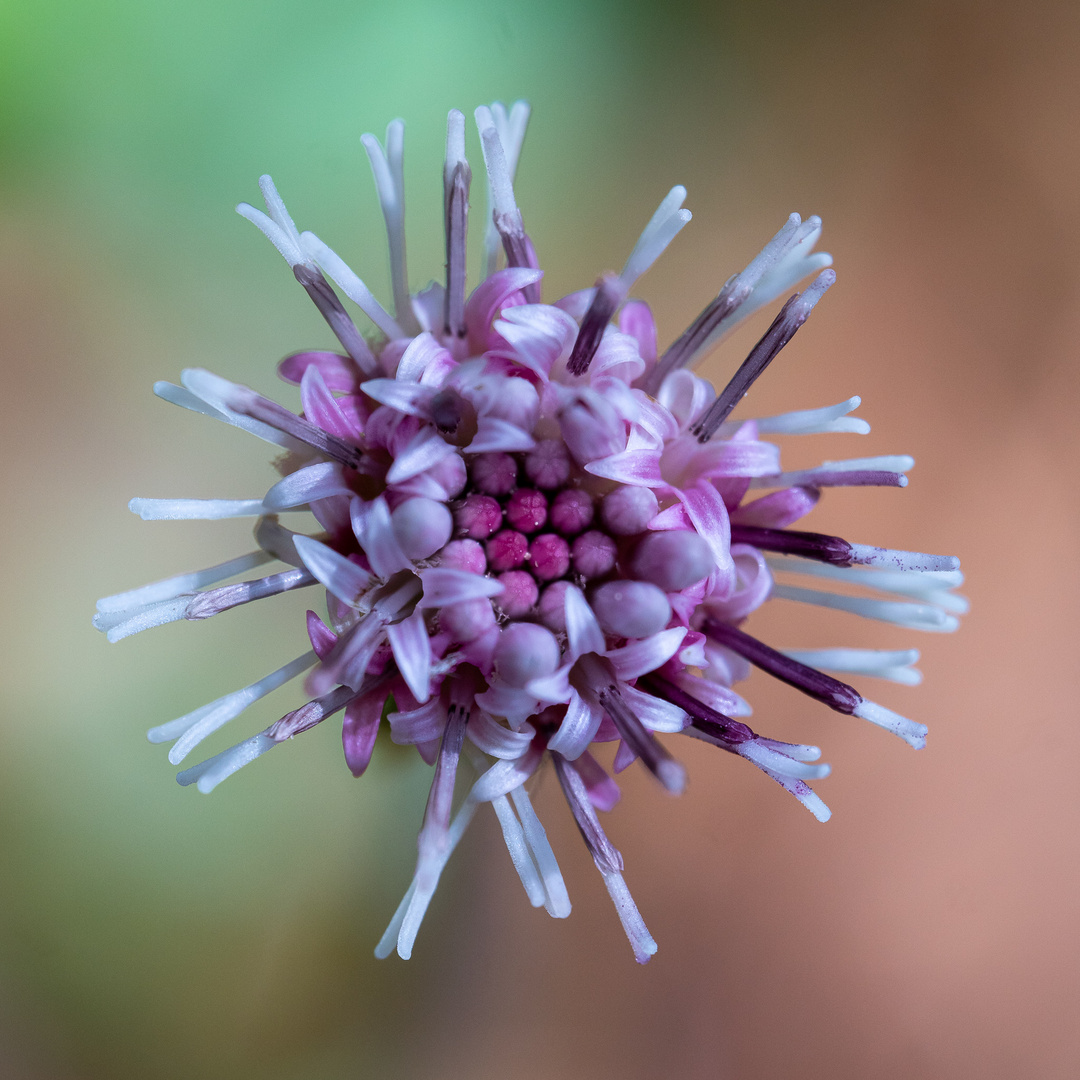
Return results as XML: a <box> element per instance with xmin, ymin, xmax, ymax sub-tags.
<box><xmin>729</xmin><ymin>525</ymin><xmax>853</xmax><ymax>566</ymax></box>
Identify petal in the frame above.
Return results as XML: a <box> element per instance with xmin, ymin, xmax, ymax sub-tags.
<box><xmin>564</xmin><ymin>584</ymin><xmax>605</xmax><ymax>661</ymax></box>
<box><xmin>418</xmin><ymin>568</ymin><xmax>505</xmax><ymax>607</ymax></box>
<box><xmin>607</xmin><ymin>627</ymin><xmax>688</xmax><ymax>681</ymax></box>
<box><xmin>342</xmin><ymin>692</ymin><xmax>384</xmax><ymax>777</ymax></box>
<box><xmin>547</xmin><ymin>689</ymin><xmax>603</xmax><ymax>759</ymax></box>
<box><xmin>293</xmin><ymin>535</ymin><xmax>372</xmax><ymax>606</ymax></box>
<box><xmin>386</xmin><ymin>611</ymin><xmax>432</xmax><ymax>703</ymax></box>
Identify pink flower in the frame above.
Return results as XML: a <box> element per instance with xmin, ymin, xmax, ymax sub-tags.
<box><xmin>95</xmin><ymin>102</ymin><xmax>965</xmax><ymax>964</ymax></box>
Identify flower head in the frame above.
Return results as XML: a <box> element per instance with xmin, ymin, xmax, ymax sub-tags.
<box><xmin>95</xmin><ymin>103</ymin><xmax>964</xmax><ymax>963</ymax></box>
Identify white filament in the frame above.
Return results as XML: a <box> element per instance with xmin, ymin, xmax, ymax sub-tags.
<box><xmin>96</xmin><ymin>550</ymin><xmax>273</xmax><ymax>614</ymax></box>
<box><xmin>620</xmin><ymin>186</ymin><xmax>692</xmax><ymax>289</ymax></box>
<box><xmin>481</xmin><ymin>100</ymin><xmax>530</xmax><ymax>276</ymax></box>
<box><xmin>300</xmin><ymin>231</ymin><xmax>404</xmax><ymax>341</ymax></box>
<box><xmin>154</xmin><ymin>381</ymin><xmax>295</xmax><ymax>449</ymax></box>
<box><xmin>128</xmin><ymin>498</ymin><xmax>268</xmax><ymax>521</ymax></box>
<box><xmin>151</xmin><ymin>650</ymin><xmax>317</xmax><ymax>764</ymax></box>
<box><xmin>176</xmin><ymin>731</ymin><xmax>278</xmax><ymax>793</ymax></box>
<box><xmin>510</xmin><ymin>785</ymin><xmax>572</xmax><ymax>918</ymax></box>
<box><xmin>491</xmin><ymin>795</ymin><xmax>546</xmax><ymax>907</ymax></box>
<box><xmin>720</xmin><ymin>396</ymin><xmax>869</xmax><ymax>436</ymax></box>
<box><xmin>771</xmin><ymin>583</ymin><xmax>960</xmax><ymax>632</ymax></box>
<box><xmin>782</xmin><ymin>647</ymin><xmax>923</xmax><ymax>686</ymax></box>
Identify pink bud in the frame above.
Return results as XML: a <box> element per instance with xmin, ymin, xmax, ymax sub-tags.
<box><xmin>571</xmin><ymin>530</ymin><xmax>617</xmax><ymax>579</ymax></box>
<box><xmin>538</xmin><ymin>581</ymin><xmax>571</xmax><ymax>631</ymax></box>
<box><xmin>494</xmin><ymin>623</ymin><xmax>562</xmax><ymax>687</ymax></box>
<box><xmin>590</xmin><ymin>580</ymin><xmax>671</xmax><ymax>638</ymax></box>
<box><xmin>471</xmin><ymin>452</ymin><xmax>518</xmax><ymax>495</ymax></box>
<box><xmin>454</xmin><ymin>494</ymin><xmax>502</xmax><ymax>539</ymax></box>
<box><xmin>487</xmin><ymin>529</ymin><xmax>529</xmax><ymax>571</ymax></box>
<box><xmin>439</xmin><ymin>597</ymin><xmax>496</xmax><ymax>641</ymax></box>
<box><xmin>529</xmin><ymin>533</ymin><xmax>570</xmax><ymax>581</ymax></box>
<box><xmin>505</xmin><ymin>488</ymin><xmax>548</xmax><ymax>533</ymax></box>
<box><xmin>437</xmin><ymin>538</ymin><xmax>487</xmax><ymax>574</ymax></box>
<box><xmin>601</xmin><ymin>485</ymin><xmax>659</xmax><ymax>535</ymax></box>
<box><xmin>630</xmin><ymin>530</ymin><xmax>715</xmax><ymax>591</ymax></box>
<box><xmin>525</xmin><ymin>439</ymin><xmax>572</xmax><ymax>489</ymax></box>
<box><xmin>549</xmin><ymin>488</ymin><xmax>594</xmax><ymax>535</ymax></box>
<box><xmin>496</xmin><ymin>570</ymin><xmax>539</xmax><ymax>616</ymax></box>
<box><xmin>391</xmin><ymin>497</ymin><xmax>453</xmax><ymax>561</ymax></box>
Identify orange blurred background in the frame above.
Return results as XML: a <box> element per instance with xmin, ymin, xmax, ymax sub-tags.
<box><xmin>1</xmin><ymin>0</ymin><xmax>1078</xmax><ymax>1076</ymax></box>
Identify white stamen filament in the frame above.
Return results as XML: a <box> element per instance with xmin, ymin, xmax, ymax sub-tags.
<box><xmin>176</xmin><ymin>731</ymin><xmax>278</xmax><ymax>793</ymax></box>
<box><xmin>154</xmin><ymin>381</ymin><xmax>296</xmax><ymax>450</ymax></box>
<box><xmin>96</xmin><ymin>549</ymin><xmax>273</xmax><ymax>614</ymax></box>
<box><xmin>619</xmin><ymin>186</ymin><xmax>692</xmax><ymax>290</ymax></box>
<box><xmin>128</xmin><ymin>498</ymin><xmax>271</xmax><ymax>521</ymax></box>
<box><xmin>150</xmin><ymin>650</ymin><xmax>317</xmax><ymax>763</ymax></box>
<box><xmin>475</xmin><ymin>106</ymin><xmax>522</xmax><ymax>226</ymax></box>
<box><xmin>482</xmin><ymin>100</ymin><xmax>530</xmax><ymax>276</ymax></box>
<box><xmin>782</xmin><ymin>648</ymin><xmax>923</xmax><ymax>686</ymax></box>
<box><xmin>299</xmin><ymin>232</ymin><xmax>404</xmax><ymax>341</ymax></box>
<box><xmin>766</xmin><ymin>556</ymin><xmax>967</xmax><ymax>613</ymax></box>
<box><xmin>771</xmin><ymin>583</ymin><xmax>960</xmax><ymax>632</ymax></box>
<box><xmin>852</xmin><ymin>700</ymin><xmax>928</xmax><ymax>749</ymax></box>
<box><xmin>510</xmin><ymin>785</ymin><xmax>572</xmax><ymax>918</ymax></box>
<box><xmin>719</xmin><ymin>396</ymin><xmax>870</xmax><ymax>436</ymax></box>
<box><xmin>491</xmin><ymin>794</ymin><xmax>546</xmax><ymax>907</ymax></box>
<box><xmin>93</xmin><ymin>595</ymin><xmax>192</xmax><ymax>642</ymax></box>
<box><xmin>361</xmin><ymin>120</ymin><xmax>418</xmax><ymax>334</ymax></box>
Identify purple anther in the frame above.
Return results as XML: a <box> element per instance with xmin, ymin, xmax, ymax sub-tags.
<box><xmin>439</xmin><ymin>597</ymin><xmax>496</xmax><ymax>641</ymax></box>
<box><xmin>538</xmin><ymin>581</ymin><xmax>571</xmax><ymax>630</ymax></box>
<box><xmin>496</xmin><ymin>570</ymin><xmax>538</xmax><ymax>616</ymax></box>
<box><xmin>729</xmin><ymin>525</ymin><xmax>854</xmax><ymax>565</ymax></box>
<box><xmin>487</xmin><ymin>529</ymin><xmax>529</xmax><ymax>571</ymax></box>
<box><xmin>270</xmin><ymin>684</ymin><xmax>357</xmax><ymax>741</ymax></box>
<box><xmin>454</xmin><ymin>494</ymin><xmax>502</xmax><ymax>539</ymax></box>
<box><xmin>550</xmin><ymin>488</ymin><xmax>595</xmax><ymax>535</ymax></box>
<box><xmin>292</xmin><ymin>263</ymin><xmax>377</xmax><ymax>373</ymax></box>
<box><xmin>639</xmin><ymin>673</ymin><xmax>755</xmax><ymax>747</ymax></box>
<box><xmin>505</xmin><ymin>488</ymin><xmax>548</xmax><ymax>533</ymax></box>
<box><xmin>552</xmin><ymin>752</ymin><xmax>624</xmax><ymax>875</ymax></box>
<box><xmin>471</xmin><ymin>452</ymin><xmax>518</xmax><ymax>495</ymax></box>
<box><xmin>571</xmin><ymin>530</ymin><xmax>617</xmax><ymax>579</ymax></box>
<box><xmin>567</xmin><ymin>274</ymin><xmax>624</xmax><ymax>377</ymax></box>
<box><xmin>525</xmin><ymin>438</ymin><xmax>572</xmax><ymax>489</ymax></box>
<box><xmin>702</xmin><ymin>620</ymin><xmax>862</xmax><ymax>714</ymax></box>
<box><xmin>691</xmin><ymin>269</ymin><xmax>836</xmax><ymax>443</ymax></box>
<box><xmin>443</xmin><ymin>154</ymin><xmax>471</xmax><ymax>341</ymax></box>
<box><xmin>600</xmin><ymin>485</ymin><xmax>659</xmax><ymax>536</ymax></box>
<box><xmin>630</xmin><ymin>530</ymin><xmax>715</xmax><ymax>591</ymax></box>
<box><xmin>437</xmin><ymin>538</ymin><xmax>487</xmax><ymax>574</ymax></box>
<box><xmin>590</xmin><ymin>580</ymin><xmax>671</xmax><ymax>638</ymax></box>
<box><xmin>429</xmin><ymin>388</ymin><xmax>467</xmax><ymax>434</ymax></box>
<box><xmin>185</xmin><ymin>566</ymin><xmax>316</xmax><ymax>620</ymax></box>
<box><xmin>529</xmin><ymin>533</ymin><xmax>570</xmax><ymax>581</ymax></box>
<box><xmin>391</xmin><ymin>497</ymin><xmax>453</xmax><ymax>561</ymax></box>
<box><xmin>494</xmin><ymin>623</ymin><xmax>562</xmax><ymax>687</ymax></box>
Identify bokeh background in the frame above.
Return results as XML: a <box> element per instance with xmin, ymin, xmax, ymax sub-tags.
<box><xmin>2</xmin><ymin>0</ymin><xmax>1078</xmax><ymax>1076</ymax></box>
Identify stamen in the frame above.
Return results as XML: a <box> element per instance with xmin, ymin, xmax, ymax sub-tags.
<box><xmin>150</xmin><ymin>650</ymin><xmax>317</xmax><ymax>763</ymax></box>
<box><xmin>183</xmin><ymin>566</ymin><xmax>317</xmax><ymax>620</ymax></box>
<box><xmin>575</xmin><ymin>655</ymin><xmax>686</xmax><ymax>794</ymax></box>
<box><xmin>567</xmin><ymin>188</ymin><xmax>691</xmax><ymax>378</ymax></box>
<box><xmin>299</xmin><ymin>232</ymin><xmax>404</xmax><ymax>344</ymax></box>
<box><xmin>475</xmin><ymin>106</ymin><xmax>539</xmax><ymax>300</ymax></box>
<box><xmin>269</xmin><ymin>683</ymin><xmax>360</xmax><ymax>740</ymax></box>
<box><xmin>482</xmin><ymin>100</ymin><xmax>531</xmax><ymax>278</ymax></box>
<box><xmin>443</xmin><ymin>109</ymin><xmax>471</xmax><ymax>341</ymax></box>
<box><xmin>361</xmin><ymin>119</ymin><xmax>420</xmax><ymax>334</ymax></box>
<box><xmin>748</xmin><ymin>454</ymin><xmax>914</xmax><ymax>490</ymax></box>
<box><xmin>180</xmin><ymin>369</ymin><xmax>366</xmax><ymax>470</ymax></box>
<box><xmin>781</xmin><ymin>648</ymin><xmax>923</xmax><ymax>686</ymax></box>
<box><xmin>398</xmin><ymin>695</ymin><xmax>471</xmax><ymax>958</ymax></box>
<box><xmin>510</xmin><ymin>785</ymin><xmax>572</xmax><ymax>918</ymax></box>
<box><xmin>128</xmin><ymin>498</ymin><xmax>268</xmax><ymax>521</ymax></box>
<box><xmin>690</xmin><ymin>270</ymin><xmax>836</xmax><ymax>442</ymax></box>
<box><xmin>153</xmin><ymin>381</ymin><xmax>298</xmax><ymax>450</ymax></box>
<box><xmin>96</xmin><ymin>549</ymin><xmax>274</xmax><ymax>614</ymax></box>
<box><xmin>717</xmin><ymin>396</ymin><xmax>869</xmax><ymax>437</ymax></box>
<box><xmin>702</xmin><ymin>620</ymin><xmax>929</xmax><ymax>748</ymax></box>
<box><xmin>491</xmin><ymin>793</ymin><xmax>546</xmax><ymax>908</ymax></box>
<box><xmin>702</xmin><ymin>620</ymin><xmax>862</xmax><ymax>714</ymax></box>
<box><xmin>769</xmin><ymin>583</ymin><xmax>960</xmax><ymax>631</ymax></box>
<box><xmin>732</xmin><ymin>526</ymin><xmax>959</xmax><ymax>572</ymax></box>
<box><xmin>643</xmin><ymin>213</ymin><xmax>815</xmax><ymax>392</ymax></box>
<box><xmin>176</xmin><ymin>728</ymin><xmax>280</xmax><ymax>793</ymax></box>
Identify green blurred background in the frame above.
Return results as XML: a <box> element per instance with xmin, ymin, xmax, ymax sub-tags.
<box><xmin>2</xmin><ymin>0</ymin><xmax>1079</xmax><ymax>1076</ymax></box>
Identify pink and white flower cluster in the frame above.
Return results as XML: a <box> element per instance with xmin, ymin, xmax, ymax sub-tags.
<box><xmin>95</xmin><ymin>103</ymin><xmax>964</xmax><ymax>963</ymax></box>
